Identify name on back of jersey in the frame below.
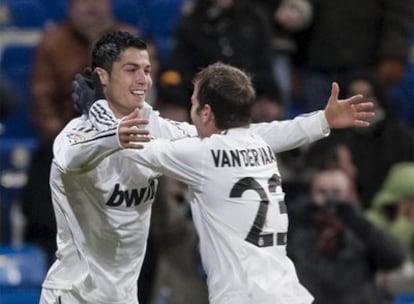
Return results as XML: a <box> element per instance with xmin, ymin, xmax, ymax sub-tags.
<box><xmin>210</xmin><ymin>146</ymin><xmax>276</xmax><ymax>168</ymax></box>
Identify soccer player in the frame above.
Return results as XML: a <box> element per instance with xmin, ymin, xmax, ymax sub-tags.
<box><xmin>40</xmin><ymin>30</ymin><xmax>372</xmax><ymax>303</ymax></box>
<box><xmin>110</xmin><ymin>62</ymin><xmax>375</xmax><ymax>303</ymax></box>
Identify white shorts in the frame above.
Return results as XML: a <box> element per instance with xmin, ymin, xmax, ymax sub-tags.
<box><xmin>40</xmin><ymin>286</ymin><xmax>140</xmax><ymax>304</ymax></box>
<box><xmin>39</xmin><ymin>288</ymin><xmax>81</xmax><ymax>304</ymax></box>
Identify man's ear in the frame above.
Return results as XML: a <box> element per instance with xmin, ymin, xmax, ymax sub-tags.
<box><xmin>94</xmin><ymin>67</ymin><xmax>109</xmax><ymax>86</ymax></box>
<box><xmin>202</xmin><ymin>104</ymin><xmax>215</xmax><ymax>124</ymax></box>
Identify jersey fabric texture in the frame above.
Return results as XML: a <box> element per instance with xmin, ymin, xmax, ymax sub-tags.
<box><xmin>122</xmin><ymin>128</ymin><xmax>315</xmax><ymax>304</ymax></box>
<box><xmin>42</xmin><ymin>99</ymin><xmax>327</xmax><ymax>303</ymax></box>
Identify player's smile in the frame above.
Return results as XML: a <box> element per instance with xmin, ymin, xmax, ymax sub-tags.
<box><xmin>131</xmin><ymin>89</ymin><xmax>145</xmax><ymax>96</ymax></box>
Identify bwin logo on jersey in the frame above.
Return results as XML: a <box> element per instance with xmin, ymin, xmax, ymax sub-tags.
<box><xmin>106</xmin><ymin>180</ymin><xmax>156</xmax><ymax>207</ymax></box>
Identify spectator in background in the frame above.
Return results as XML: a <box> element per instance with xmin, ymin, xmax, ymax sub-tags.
<box><xmin>287</xmin><ymin>165</ymin><xmax>405</xmax><ymax>304</ymax></box>
<box><xmin>294</xmin><ymin>70</ymin><xmax>414</xmax><ymax>211</ymax></box>
<box><xmin>296</xmin><ymin>0</ymin><xmax>413</xmax><ymax>112</ymax></box>
<box><xmin>283</xmin><ymin>132</ymin><xmax>360</xmax><ymax>210</ymax></box>
<box><xmin>254</xmin><ymin>0</ymin><xmax>313</xmax><ymax>117</ymax></box>
<box><xmin>332</xmin><ymin>70</ymin><xmax>414</xmax><ymax>207</ymax></box>
<box><xmin>367</xmin><ymin>162</ymin><xmax>414</xmax><ymax>298</ymax></box>
<box><xmin>168</xmin><ymin>0</ymin><xmax>283</xmax><ymax>122</ymax></box>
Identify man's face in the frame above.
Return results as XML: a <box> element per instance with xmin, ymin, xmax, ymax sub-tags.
<box><xmin>100</xmin><ymin>47</ymin><xmax>152</xmax><ymax>118</ymax></box>
<box><xmin>311</xmin><ymin>170</ymin><xmax>352</xmax><ymax>206</ymax></box>
<box><xmin>70</xmin><ymin>0</ymin><xmax>111</xmax><ymax>31</ymax></box>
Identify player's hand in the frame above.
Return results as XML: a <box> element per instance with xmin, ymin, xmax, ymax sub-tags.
<box><xmin>118</xmin><ymin>109</ymin><xmax>151</xmax><ymax>149</ymax></box>
<box><xmin>324</xmin><ymin>82</ymin><xmax>375</xmax><ymax>129</ymax></box>
<box><xmin>72</xmin><ymin>68</ymin><xmax>105</xmax><ymax>116</ymax></box>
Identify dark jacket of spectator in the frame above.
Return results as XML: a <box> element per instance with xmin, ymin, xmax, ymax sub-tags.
<box><xmin>287</xmin><ymin>197</ymin><xmax>405</xmax><ymax>304</ymax></box>
<box><xmin>170</xmin><ymin>0</ymin><xmax>278</xmax><ymax>103</ymax></box>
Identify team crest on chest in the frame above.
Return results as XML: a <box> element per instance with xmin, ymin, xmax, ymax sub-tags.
<box><xmin>66</xmin><ymin>131</ymin><xmax>86</xmax><ymax>144</ymax></box>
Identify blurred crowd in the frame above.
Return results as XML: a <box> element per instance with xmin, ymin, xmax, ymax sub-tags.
<box><xmin>0</xmin><ymin>0</ymin><xmax>413</xmax><ymax>303</ymax></box>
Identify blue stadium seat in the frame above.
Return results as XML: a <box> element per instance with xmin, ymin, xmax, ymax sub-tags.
<box><xmin>394</xmin><ymin>294</ymin><xmax>414</xmax><ymax>304</ymax></box>
<box><xmin>146</xmin><ymin>0</ymin><xmax>185</xmax><ymax>37</ymax></box>
<box><xmin>0</xmin><ymin>245</ymin><xmax>47</xmax><ymax>287</ymax></box>
<box><xmin>0</xmin><ymin>44</ymin><xmax>38</xmax><ymax>138</ymax></box>
<box><xmin>0</xmin><ymin>287</ymin><xmax>41</xmax><ymax>304</ymax></box>
<box><xmin>113</xmin><ymin>0</ymin><xmax>148</xmax><ymax>32</ymax></box>
<box><xmin>0</xmin><ymin>245</ymin><xmax>46</xmax><ymax>304</ymax></box>
<box><xmin>0</xmin><ymin>0</ymin><xmax>47</xmax><ymax>28</ymax></box>
<box><xmin>39</xmin><ymin>0</ymin><xmax>67</xmax><ymax>23</ymax></box>
<box><xmin>145</xmin><ymin>0</ymin><xmax>186</xmax><ymax>66</ymax></box>
<box><xmin>0</xmin><ymin>45</ymin><xmax>35</xmax><ymax>82</ymax></box>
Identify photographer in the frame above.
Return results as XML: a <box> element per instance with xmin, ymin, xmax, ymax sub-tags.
<box><xmin>367</xmin><ymin>162</ymin><xmax>414</xmax><ymax>298</ymax></box>
<box><xmin>287</xmin><ymin>167</ymin><xmax>405</xmax><ymax>304</ymax></box>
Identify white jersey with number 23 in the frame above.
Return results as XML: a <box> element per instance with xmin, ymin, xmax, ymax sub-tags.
<box><xmin>123</xmin><ymin>127</ymin><xmax>316</xmax><ymax>304</ymax></box>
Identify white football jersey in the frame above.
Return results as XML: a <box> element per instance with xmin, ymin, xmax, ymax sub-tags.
<box><xmin>43</xmin><ymin>99</ymin><xmax>326</xmax><ymax>303</ymax></box>
<box><xmin>122</xmin><ymin>128</ymin><xmax>315</xmax><ymax>304</ymax></box>
<box><xmin>42</xmin><ymin>101</ymin><xmax>196</xmax><ymax>304</ymax></box>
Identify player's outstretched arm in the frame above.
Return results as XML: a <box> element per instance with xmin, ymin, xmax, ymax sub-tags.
<box><xmin>117</xmin><ymin>110</ymin><xmax>202</xmax><ymax>187</ymax></box>
<box><xmin>118</xmin><ymin>109</ymin><xmax>151</xmax><ymax>149</ymax></box>
<box><xmin>250</xmin><ymin>82</ymin><xmax>375</xmax><ymax>153</ymax></box>
<box><xmin>55</xmin><ymin>109</ymin><xmax>149</xmax><ymax>172</ymax></box>
<box><xmin>324</xmin><ymin>82</ymin><xmax>375</xmax><ymax>129</ymax></box>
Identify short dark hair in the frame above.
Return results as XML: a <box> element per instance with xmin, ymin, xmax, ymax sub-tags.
<box><xmin>91</xmin><ymin>31</ymin><xmax>147</xmax><ymax>73</ymax></box>
<box><xmin>193</xmin><ymin>62</ymin><xmax>255</xmax><ymax>129</ymax></box>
